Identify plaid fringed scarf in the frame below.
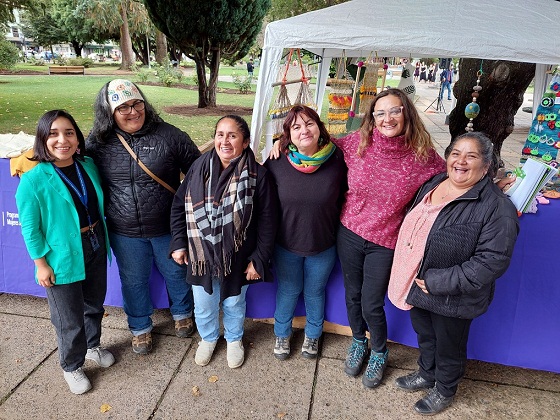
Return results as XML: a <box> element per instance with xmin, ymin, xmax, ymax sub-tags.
<box><xmin>185</xmin><ymin>148</ymin><xmax>258</xmax><ymax>278</ymax></box>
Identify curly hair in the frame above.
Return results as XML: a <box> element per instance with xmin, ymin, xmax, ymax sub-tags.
<box><xmin>357</xmin><ymin>88</ymin><xmax>435</xmax><ymax>159</ymax></box>
<box><xmin>88</xmin><ymin>80</ymin><xmax>162</xmax><ymax>142</ymax></box>
<box><xmin>279</xmin><ymin>105</ymin><xmax>331</xmax><ymax>153</ymax></box>
<box><xmin>31</xmin><ymin>110</ymin><xmax>85</xmax><ymax>163</ymax></box>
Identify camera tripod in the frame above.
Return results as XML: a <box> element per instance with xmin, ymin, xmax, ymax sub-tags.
<box><xmin>425</xmin><ymin>82</ymin><xmax>447</xmax><ymax>113</ymax></box>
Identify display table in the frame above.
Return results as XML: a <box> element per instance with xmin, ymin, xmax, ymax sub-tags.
<box><xmin>1</xmin><ymin>158</ymin><xmax>559</xmax><ymax>373</ymax></box>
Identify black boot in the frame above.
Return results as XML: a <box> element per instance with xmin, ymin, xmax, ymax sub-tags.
<box><xmin>414</xmin><ymin>386</ymin><xmax>454</xmax><ymax>415</ymax></box>
<box><xmin>395</xmin><ymin>371</ymin><xmax>434</xmax><ymax>392</ymax></box>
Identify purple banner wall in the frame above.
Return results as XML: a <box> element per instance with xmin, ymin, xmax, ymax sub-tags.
<box><xmin>2</xmin><ymin>158</ymin><xmax>559</xmax><ymax>373</ymax></box>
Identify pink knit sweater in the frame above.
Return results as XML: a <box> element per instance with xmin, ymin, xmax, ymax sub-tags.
<box><xmin>335</xmin><ymin>129</ymin><xmax>446</xmax><ymax>249</ymax></box>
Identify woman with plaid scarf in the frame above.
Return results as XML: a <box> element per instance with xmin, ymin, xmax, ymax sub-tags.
<box><xmin>170</xmin><ymin>115</ymin><xmax>278</xmax><ymax>369</ymax></box>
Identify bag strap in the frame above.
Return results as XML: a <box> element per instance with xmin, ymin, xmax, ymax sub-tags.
<box><xmin>116</xmin><ymin>133</ymin><xmax>176</xmax><ymax>194</ymax></box>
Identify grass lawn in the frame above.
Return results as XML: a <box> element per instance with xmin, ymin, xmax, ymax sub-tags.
<box><xmin>0</xmin><ymin>73</ymin><xmax>255</xmax><ymax>147</ymax></box>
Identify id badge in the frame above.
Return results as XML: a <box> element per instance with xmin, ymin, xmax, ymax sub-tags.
<box><xmin>89</xmin><ymin>231</ymin><xmax>100</xmax><ymax>252</ymax></box>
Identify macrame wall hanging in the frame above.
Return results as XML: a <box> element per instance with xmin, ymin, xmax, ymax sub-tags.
<box><xmin>327</xmin><ymin>52</ymin><xmax>355</xmax><ymax>135</ymax></box>
<box><xmin>465</xmin><ymin>61</ymin><xmax>483</xmax><ymax>132</ymax></box>
<box><xmin>268</xmin><ymin>49</ymin><xmax>316</xmax><ymax>141</ymax></box>
<box><xmin>358</xmin><ymin>55</ymin><xmax>383</xmax><ymax>115</ymax></box>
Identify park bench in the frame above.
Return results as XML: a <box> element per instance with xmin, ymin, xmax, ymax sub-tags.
<box><xmin>48</xmin><ymin>66</ymin><xmax>85</xmax><ymax>75</ymax></box>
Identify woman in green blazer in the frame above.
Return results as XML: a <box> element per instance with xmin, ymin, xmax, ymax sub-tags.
<box><xmin>16</xmin><ymin>110</ymin><xmax>114</xmax><ymax>395</ymax></box>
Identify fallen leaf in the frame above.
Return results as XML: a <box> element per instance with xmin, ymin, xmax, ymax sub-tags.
<box><xmin>100</xmin><ymin>403</ymin><xmax>112</xmax><ymax>413</ymax></box>
<box><xmin>277</xmin><ymin>412</ymin><xmax>287</xmax><ymax>418</ymax></box>
<box><xmin>192</xmin><ymin>386</ymin><xmax>201</xmax><ymax>396</ymax></box>
<box><xmin>208</xmin><ymin>375</ymin><xmax>219</xmax><ymax>383</ymax></box>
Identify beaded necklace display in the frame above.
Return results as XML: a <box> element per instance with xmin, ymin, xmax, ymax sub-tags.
<box><xmin>465</xmin><ymin>61</ymin><xmax>484</xmax><ymax>132</ymax></box>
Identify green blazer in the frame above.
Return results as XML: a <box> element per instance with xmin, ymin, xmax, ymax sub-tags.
<box><xmin>15</xmin><ymin>157</ymin><xmax>111</xmax><ymax>285</ymax></box>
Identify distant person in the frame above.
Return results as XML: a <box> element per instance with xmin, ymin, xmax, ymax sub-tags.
<box><xmin>247</xmin><ymin>59</ymin><xmax>254</xmax><ymax>77</ymax></box>
<box><xmin>440</xmin><ymin>64</ymin><xmax>454</xmax><ymax>100</ymax></box>
<box><xmin>16</xmin><ymin>110</ymin><xmax>114</xmax><ymax>395</ymax></box>
<box><xmin>419</xmin><ymin>62</ymin><xmax>427</xmax><ymax>83</ymax></box>
<box><xmin>170</xmin><ymin>115</ymin><xmax>277</xmax><ymax>369</ymax></box>
<box><xmin>414</xmin><ymin>62</ymin><xmax>420</xmax><ymax>82</ymax></box>
<box><xmin>87</xmin><ymin>79</ymin><xmax>201</xmax><ymax>355</ymax></box>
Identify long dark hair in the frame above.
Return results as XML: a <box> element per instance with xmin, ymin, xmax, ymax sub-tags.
<box><xmin>279</xmin><ymin>105</ymin><xmax>331</xmax><ymax>152</ymax></box>
<box><xmin>31</xmin><ymin>110</ymin><xmax>85</xmax><ymax>163</ymax></box>
<box><xmin>88</xmin><ymin>80</ymin><xmax>162</xmax><ymax>142</ymax></box>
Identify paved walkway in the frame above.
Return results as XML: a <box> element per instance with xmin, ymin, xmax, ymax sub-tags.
<box><xmin>1</xmin><ymin>81</ymin><xmax>558</xmax><ymax>420</ymax></box>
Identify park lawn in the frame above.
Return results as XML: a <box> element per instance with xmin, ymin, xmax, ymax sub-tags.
<box><xmin>0</xmin><ymin>74</ymin><xmax>255</xmax><ymax>146</ymax></box>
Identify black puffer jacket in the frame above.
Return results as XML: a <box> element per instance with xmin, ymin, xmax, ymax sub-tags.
<box><xmin>86</xmin><ymin>121</ymin><xmax>201</xmax><ymax>237</ymax></box>
<box><xmin>406</xmin><ymin>172</ymin><xmax>519</xmax><ymax>319</ymax></box>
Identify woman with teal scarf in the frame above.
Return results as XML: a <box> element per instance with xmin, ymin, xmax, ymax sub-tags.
<box><xmin>265</xmin><ymin>105</ymin><xmax>348</xmax><ymax>360</ymax></box>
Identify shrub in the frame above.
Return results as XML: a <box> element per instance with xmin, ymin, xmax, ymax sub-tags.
<box><xmin>136</xmin><ymin>68</ymin><xmax>150</xmax><ymax>82</ymax></box>
<box><xmin>232</xmin><ymin>72</ymin><xmax>253</xmax><ymax>94</ymax></box>
<box><xmin>0</xmin><ymin>39</ymin><xmax>20</xmax><ymax>70</ymax></box>
<box><xmin>68</xmin><ymin>57</ymin><xmax>94</xmax><ymax>68</ymax></box>
<box><xmin>152</xmin><ymin>58</ymin><xmax>184</xmax><ymax>87</ymax></box>
<box><xmin>27</xmin><ymin>56</ymin><xmax>45</xmax><ymax>66</ymax></box>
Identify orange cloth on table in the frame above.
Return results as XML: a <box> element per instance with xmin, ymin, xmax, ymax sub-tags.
<box><xmin>10</xmin><ymin>149</ymin><xmax>38</xmax><ymax>177</ymax></box>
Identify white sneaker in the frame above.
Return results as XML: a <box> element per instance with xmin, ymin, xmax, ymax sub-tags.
<box><xmin>63</xmin><ymin>367</ymin><xmax>92</xmax><ymax>395</ymax></box>
<box><xmin>227</xmin><ymin>340</ymin><xmax>245</xmax><ymax>369</ymax></box>
<box><xmin>86</xmin><ymin>346</ymin><xmax>115</xmax><ymax>368</ymax></box>
<box><xmin>195</xmin><ymin>340</ymin><xmax>217</xmax><ymax>366</ymax></box>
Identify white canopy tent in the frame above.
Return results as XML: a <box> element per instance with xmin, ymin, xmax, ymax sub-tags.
<box><xmin>251</xmin><ymin>0</ymin><xmax>560</xmax><ymax>154</ymax></box>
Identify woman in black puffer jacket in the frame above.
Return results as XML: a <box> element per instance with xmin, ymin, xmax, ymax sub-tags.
<box><xmin>87</xmin><ymin>79</ymin><xmax>201</xmax><ymax>355</ymax></box>
<box><xmin>388</xmin><ymin>132</ymin><xmax>519</xmax><ymax>416</ymax></box>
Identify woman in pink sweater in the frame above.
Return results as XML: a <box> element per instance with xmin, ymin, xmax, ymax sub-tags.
<box><xmin>336</xmin><ymin>88</ymin><xmax>446</xmax><ymax>388</ymax></box>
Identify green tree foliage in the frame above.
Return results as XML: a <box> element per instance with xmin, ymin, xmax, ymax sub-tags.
<box><xmin>0</xmin><ymin>36</ymin><xmax>20</xmax><ymax>69</ymax></box>
<box><xmin>0</xmin><ymin>0</ymin><xmax>33</xmax><ymax>25</ymax></box>
<box><xmin>143</xmin><ymin>0</ymin><xmax>271</xmax><ymax>108</ymax></box>
<box><xmin>268</xmin><ymin>0</ymin><xmax>349</xmax><ymax>20</ymax></box>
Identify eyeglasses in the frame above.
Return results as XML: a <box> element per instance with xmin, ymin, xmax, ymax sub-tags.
<box><xmin>116</xmin><ymin>101</ymin><xmax>145</xmax><ymax>115</ymax></box>
<box><xmin>373</xmin><ymin>106</ymin><xmax>403</xmax><ymax>121</ymax></box>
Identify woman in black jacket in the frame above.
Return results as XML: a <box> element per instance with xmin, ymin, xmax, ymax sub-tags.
<box><xmin>87</xmin><ymin>79</ymin><xmax>201</xmax><ymax>355</ymax></box>
<box><xmin>388</xmin><ymin>132</ymin><xmax>519</xmax><ymax>415</ymax></box>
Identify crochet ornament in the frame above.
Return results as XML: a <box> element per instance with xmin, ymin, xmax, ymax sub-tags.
<box><xmin>397</xmin><ymin>61</ymin><xmax>416</xmax><ymax>103</ymax></box>
<box><xmin>520</xmin><ymin>68</ymin><xmax>560</xmax><ymax>197</ymax></box>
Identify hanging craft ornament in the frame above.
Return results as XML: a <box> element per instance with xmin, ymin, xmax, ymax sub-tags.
<box><xmin>327</xmin><ymin>51</ymin><xmax>354</xmax><ymax>135</ymax></box>
<box><xmin>359</xmin><ymin>54</ymin><xmax>381</xmax><ymax>115</ymax></box>
<box><xmin>465</xmin><ymin>63</ymin><xmax>483</xmax><ymax>132</ymax></box>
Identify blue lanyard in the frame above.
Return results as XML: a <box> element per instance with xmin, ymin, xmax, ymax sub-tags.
<box><xmin>53</xmin><ymin>161</ymin><xmax>93</xmax><ymax>228</ymax></box>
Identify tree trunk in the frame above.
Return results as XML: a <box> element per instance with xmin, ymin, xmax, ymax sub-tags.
<box><xmin>155</xmin><ymin>30</ymin><xmax>167</xmax><ymax>65</ymax></box>
<box><xmin>119</xmin><ymin>2</ymin><xmax>136</xmax><ymax>70</ymax></box>
<box><xmin>449</xmin><ymin>59</ymin><xmax>535</xmax><ymax>165</ymax></box>
<box><xmin>192</xmin><ymin>48</ymin><xmax>218</xmax><ymax>108</ymax></box>
<box><xmin>70</xmin><ymin>40</ymin><xmax>81</xmax><ymax>57</ymax></box>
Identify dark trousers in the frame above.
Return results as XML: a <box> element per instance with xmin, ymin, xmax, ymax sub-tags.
<box><xmin>410</xmin><ymin>307</ymin><xmax>472</xmax><ymax>397</ymax></box>
<box><xmin>46</xmin><ymin>222</ymin><xmax>107</xmax><ymax>372</ymax></box>
<box><xmin>336</xmin><ymin>224</ymin><xmax>394</xmax><ymax>353</ymax></box>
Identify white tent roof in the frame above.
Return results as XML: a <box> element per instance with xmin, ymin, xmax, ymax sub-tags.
<box><xmin>250</xmin><ymin>0</ymin><xmax>560</xmax><ymax>153</ymax></box>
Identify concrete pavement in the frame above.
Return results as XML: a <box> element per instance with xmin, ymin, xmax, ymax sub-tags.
<box><xmin>1</xmin><ymin>81</ymin><xmax>559</xmax><ymax>419</ymax></box>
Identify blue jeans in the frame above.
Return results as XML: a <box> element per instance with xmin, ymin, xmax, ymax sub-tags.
<box><xmin>109</xmin><ymin>233</ymin><xmax>193</xmax><ymax>335</ymax></box>
<box><xmin>440</xmin><ymin>81</ymin><xmax>452</xmax><ymax>100</ymax></box>
<box><xmin>273</xmin><ymin>245</ymin><xmax>337</xmax><ymax>339</ymax></box>
<box><xmin>192</xmin><ymin>277</ymin><xmax>249</xmax><ymax>343</ymax></box>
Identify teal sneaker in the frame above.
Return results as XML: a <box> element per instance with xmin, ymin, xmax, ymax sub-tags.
<box><xmin>344</xmin><ymin>337</ymin><xmax>368</xmax><ymax>377</ymax></box>
<box><xmin>362</xmin><ymin>349</ymin><xmax>388</xmax><ymax>388</ymax></box>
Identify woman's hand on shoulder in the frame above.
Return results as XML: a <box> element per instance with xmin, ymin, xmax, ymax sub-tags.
<box><xmin>268</xmin><ymin>141</ymin><xmax>282</xmax><ymax>160</ymax></box>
